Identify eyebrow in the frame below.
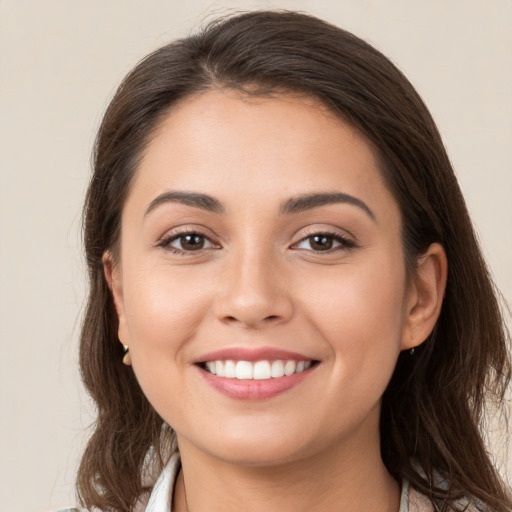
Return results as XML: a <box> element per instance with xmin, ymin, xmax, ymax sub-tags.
<box><xmin>280</xmin><ymin>192</ymin><xmax>376</xmax><ymax>221</ymax></box>
<box><xmin>144</xmin><ymin>190</ymin><xmax>375</xmax><ymax>221</ymax></box>
<box><xmin>145</xmin><ymin>191</ymin><xmax>224</xmax><ymax>216</ymax></box>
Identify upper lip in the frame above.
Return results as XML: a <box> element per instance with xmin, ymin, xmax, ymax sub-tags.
<box><xmin>196</xmin><ymin>346</ymin><xmax>317</xmax><ymax>363</ymax></box>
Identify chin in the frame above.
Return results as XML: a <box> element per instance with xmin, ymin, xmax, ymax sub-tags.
<box><xmin>209</xmin><ymin>443</ymin><xmax>309</xmax><ymax>468</ymax></box>
<box><xmin>178</xmin><ymin>420</ymin><xmax>325</xmax><ymax>468</ymax></box>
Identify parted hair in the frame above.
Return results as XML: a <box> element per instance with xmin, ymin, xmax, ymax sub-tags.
<box><xmin>78</xmin><ymin>10</ymin><xmax>511</xmax><ymax>512</ymax></box>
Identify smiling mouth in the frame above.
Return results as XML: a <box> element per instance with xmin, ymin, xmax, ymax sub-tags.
<box><xmin>199</xmin><ymin>359</ymin><xmax>318</xmax><ymax>380</ymax></box>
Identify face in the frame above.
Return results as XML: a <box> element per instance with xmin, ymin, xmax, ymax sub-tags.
<box><xmin>107</xmin><ymin>89</ymin><xmax>418</xmax><ymax>467</ymax></box>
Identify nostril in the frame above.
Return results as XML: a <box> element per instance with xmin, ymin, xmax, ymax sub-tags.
<box><xmin>223</xmin><ymin>314</ymin><xmax>280</xmax><ymax>324</ymax></box>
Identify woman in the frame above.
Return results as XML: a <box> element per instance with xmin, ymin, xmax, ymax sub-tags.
<box><xmin>72</xmin><ymin>10</ymin><xmax>511</xmax><ymax>512</ymax></box>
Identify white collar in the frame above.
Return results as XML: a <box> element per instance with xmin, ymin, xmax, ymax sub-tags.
<box><xmin>144</xmin><ymin>452</ymin><xmax>181</xmax><ymax>512</ymax></box>
<box><xmin>144</xmin><ymin>453</ymin><xmax>410</xmax><ymax>512</ymax></box>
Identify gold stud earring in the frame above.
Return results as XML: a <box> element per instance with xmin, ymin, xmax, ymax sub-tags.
<box><xmin>122</xmin><ymin>345</ymin><xmax>132</xmax><ymax>366</ymax></box>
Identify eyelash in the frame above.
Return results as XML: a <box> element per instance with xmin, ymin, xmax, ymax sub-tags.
<box><xmin>157</xmin><ymin>229</ymin><xmax>357</xmax><ymax>255</ymax></box>
<box><xmin>292</xmin><ymin>230</ymin><xmax>357</xmax><ymax>253</ymax></box>
<box><xmin>157</xmin><ymin>229</ymin><xmax>219</xmax><ymax>255</ymax></box>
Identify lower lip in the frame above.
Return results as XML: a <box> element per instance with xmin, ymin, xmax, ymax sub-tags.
<box><xmin>197</xmin><ymin>365</ymin><xmax>316</xmax><ymax>400</ymax></box>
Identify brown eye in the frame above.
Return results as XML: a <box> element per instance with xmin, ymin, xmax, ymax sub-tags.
<box><xmin>309</xmin><ymin>235</ymin><xmax>334</xmax><ymax>251</ymax></box>
<box><xmin>180</xmin><ymin>234</ymin><xmax>205</xmax><ymax>250</ymax></box>
<box><xmin>295</xmin><ymin>233</ymin><xmax>355</xmax><ymax>252</ymax></box>
<box><xmin>166</xmin><ymin>233</ymin><xmax>214</xmax><ymax>252</ymax></box>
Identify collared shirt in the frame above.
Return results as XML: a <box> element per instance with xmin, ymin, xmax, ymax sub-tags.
<box><xmin>142</xmin><ymin>452</ymin><xmax>427</xmax><ymax>512</ymax></box>
<box><xmin>57</xmin><ymin>452</ymin><xmax>480</xmax><ymax>512</ymax></box>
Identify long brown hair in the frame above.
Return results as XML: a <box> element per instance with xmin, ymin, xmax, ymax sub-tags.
<box><xmin>78</xmin><ymin>11</ymin><xmax>511</xmax><ymax>511</ymax></box>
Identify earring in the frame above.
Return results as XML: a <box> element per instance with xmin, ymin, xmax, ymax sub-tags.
<box><xmin>122</xmin><ymin>344</ymin><xmax>132</xmax><ymax>366</ymax></box>
<box><xmin>410</xmin><ymin>347</ymin><xmax>415</xmax><ymax>356</ymax></box>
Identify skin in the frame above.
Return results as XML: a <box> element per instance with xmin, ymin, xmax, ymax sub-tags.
<box><xmin>104</xmin><ymin>89</ymin><xmax>447</xmax><ymax>512</ymax></box>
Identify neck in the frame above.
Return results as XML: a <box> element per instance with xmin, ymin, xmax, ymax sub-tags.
<box><xmin>173</xmin><ymin>416</ymin><xmax>400</xmax><ymax>512</ymax></box>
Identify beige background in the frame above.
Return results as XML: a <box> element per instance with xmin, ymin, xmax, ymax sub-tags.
<box><xmin>0</xmin><ymin>1</ymin><xmax>511</xmax><ymax>511</ymax></box>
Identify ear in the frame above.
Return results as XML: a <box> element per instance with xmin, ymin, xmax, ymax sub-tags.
<box><xmin>401</xmin><ymin>243</ymin><xmax>448</xmax><ymax>350</ymax></box>
<box><xmin>102</xmin><ymin>251</ymin><xmax>129</xmax><ymax>347</ymax></box>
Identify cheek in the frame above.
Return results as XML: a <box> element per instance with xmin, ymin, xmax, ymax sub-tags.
<box><xmin>302</xmin><ymin>261</ymin><xmax>407</xmax><ymax>393</ymax></box>
<box><xmin>118</xmin><ymin>264</ymin><xmax>216</xmax><ymax>420</ymax></box>
<box><xmin>120</xmin><ymin>263</ymin><xmax>213</xmax><ymax>360</ymax></box>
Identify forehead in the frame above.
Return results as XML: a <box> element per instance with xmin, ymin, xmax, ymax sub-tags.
<box><xmin>127</xmin><ymin>89</ymin><xmax>398</xmax><ymax>220</ymax></box>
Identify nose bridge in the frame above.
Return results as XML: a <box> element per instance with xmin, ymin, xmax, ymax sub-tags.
<box><xmin>215</xmin><ymin>239</ymin><xmax>292</xmax><ymax>327</ymax></box>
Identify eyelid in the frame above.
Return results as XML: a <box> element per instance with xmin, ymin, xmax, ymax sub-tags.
<box><xmin>157</xmin><ymin>226</ymin><xmax>221</xmax><ymax>254</ymax></box>
<box><xmin>290</xmin><ymin>227</ymin><xmax>358</xmax><ymax>252</ymax></box>
<box><xmin>155</xmin><ymin>225</ymin><xmax>357</xmax><ymax>255</ymax></box>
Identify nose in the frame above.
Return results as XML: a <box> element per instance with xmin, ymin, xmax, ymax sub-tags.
<box><xmin>214</xmin><ymin>247</ymin><xmax>294</xmax><ymax>329</ymax></box>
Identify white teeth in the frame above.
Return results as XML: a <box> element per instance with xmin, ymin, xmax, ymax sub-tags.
<box><xmin>224</xmin><ymin>360</ymin><xmax>236</xmax><ymax>378</ymax></box>
<box><xmin>284</xmin><ymin>360</ymin><xmax>296</xmax><ymax>376</ymax></box>
<box><xmin>235</xmin><ymin>361</ymin><xmax>253</xmax><ymax>379</ymax></box>
<box><xmin>204</xmin><ymin>359</ymin><xmax>313</xmax><ymax>380</ymax></box>
<box><xmin>253</xmin><ymin>361</ymin><xmax>271</xmax><ymax>380</ymax></box>
<box><xmin>271</xmin><ymin>360</ymin><xmax>285</xmax><ymax>378</ymax></box>
<box><xmin>215</xmin><ymin>361</ymin><xmax>225</xmax><ymax>377</ymax></box>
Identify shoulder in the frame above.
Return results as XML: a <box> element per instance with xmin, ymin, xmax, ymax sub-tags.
<box><xmin>51</xmin><ymin>504</ymin><xmax>147</xmax><ymax>512</ymax></box>
<box><xmin>408</xmin><ymin>486</ymin><xmax>435</xmax><ymax>512</ymax></box>
<box><xmin>52</xmin><ymin>509</ymin><xmax>87</xmax><ymax>512</ymax></box>
<box><xmin>409</xmin><ymin>486</ymin><xmax>487</xmax><ymax>512</ymax></box>
<box><xmin>52</xmin><ymin>507</ymin><xmax>144</xmax><ymax>512</ymax></box>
